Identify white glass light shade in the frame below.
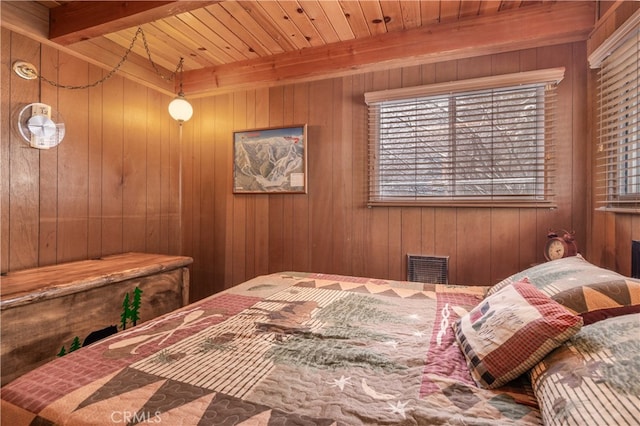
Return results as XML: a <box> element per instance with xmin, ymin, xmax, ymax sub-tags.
<box><xmin>168</xmin><ymin>95</ymin><xmax>193</xmax><ymax>122</ymax></box>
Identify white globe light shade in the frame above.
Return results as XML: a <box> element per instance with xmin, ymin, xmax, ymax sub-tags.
<box><xmin>168</xmin><ymin>96</ymin><xmax>193</xmax><ymax>122</ymax></box>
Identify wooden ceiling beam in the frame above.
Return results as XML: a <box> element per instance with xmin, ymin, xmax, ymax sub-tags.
<box><xmin>49</xmin><ymin>1</ymin><xmax>220</xmax><ymax>45</ymax></box>
<box><xmin>1</xmin><ymin>1</ymin><xmax>174</xmax><ymax>96</ymax></box>
<box><xmin>183</xmin><ymin>1</ymin><xmax>596</xmax><ymax>97</ymax></box>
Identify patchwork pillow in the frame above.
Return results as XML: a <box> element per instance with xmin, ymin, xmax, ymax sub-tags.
<box><xmin>530</xmin><ymin>313</ymin><xmax>640</xmax><ymax>425</ymax></box>
<box><xmin>487</xmin><ymin>255</ymin><xmax>640</xmax><ymax>325</ymax></box>
<box><xmin>454</xmin><ymin>279</ymin><xmax>583</xmax><ymax>389</ymax></box>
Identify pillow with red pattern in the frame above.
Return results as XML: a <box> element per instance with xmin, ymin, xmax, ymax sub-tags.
<box><xmin>453</xmin><ymin>278</ymin><xmax>583</xmax><ymax>389</ymax></box>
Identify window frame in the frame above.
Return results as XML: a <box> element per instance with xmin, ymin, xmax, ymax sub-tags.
<box><xmin>590</xmin><ymin>11</ymin><xmax>640</xmax><ymax>213</ymax></box>
<box><xmin>364</xmin><ymin>68</ymin><xmax>565</xmax><ymax>208</ymax></box>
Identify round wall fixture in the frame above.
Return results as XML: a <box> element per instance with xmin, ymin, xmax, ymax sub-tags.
<box><xmin>12</xmin><ymin>61</ymin><xmax>38</xmax><ymax>80</ymax></box>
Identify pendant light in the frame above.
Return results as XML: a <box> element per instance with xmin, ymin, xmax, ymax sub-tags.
<box><xmin>168</xmin><ymin>58</ymin><xmax>193</xmax><ymax>123</ymax></box>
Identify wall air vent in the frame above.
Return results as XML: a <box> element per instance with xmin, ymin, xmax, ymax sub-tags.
<box><xmin>407</xmin><ymin>255</ymin><xmax>449</xmax><ymax>284</ymax></box>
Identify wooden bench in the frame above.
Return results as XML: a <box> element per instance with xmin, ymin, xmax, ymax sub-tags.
<box><xmin>0</xmin><ymin>252</ymin><xmax>192</xmax><ymax>386</ymax></box>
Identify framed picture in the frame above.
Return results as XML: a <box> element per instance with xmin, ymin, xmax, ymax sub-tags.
<box><xmin>233</xmin><ymin>124</ymin><xmax>307</xmax><ymax>194</ymax></box>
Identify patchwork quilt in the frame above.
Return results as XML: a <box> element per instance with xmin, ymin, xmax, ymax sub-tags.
<box><xmin>1</xmin><ymin>272</ymin><xmax>541</xmax><ymax>425</ymax></box>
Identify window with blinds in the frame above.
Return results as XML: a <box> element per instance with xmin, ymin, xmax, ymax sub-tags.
<box><xmin>365</xmin><ymin>69</ymin><xmax>564</xmax><ymax>207</ymax></box>
<box><xmin>592</xmin><ymin>19</ymin><xmax>640</xmax><ymax>211</ymax></box>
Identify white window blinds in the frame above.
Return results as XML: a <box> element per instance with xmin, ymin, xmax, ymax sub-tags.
<box><xmin>365</xmin><ymin>69</ymin><xmax>564</xmax><ymax>207</ymax></box>
<box><xmin>592</xmin><ymin>16</ymin><xmax>640</xmax><ymax>211</ymax></box>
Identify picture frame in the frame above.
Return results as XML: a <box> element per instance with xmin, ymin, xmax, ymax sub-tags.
<box><xmin>233</xmin><ymin>124</ymin><xmax>307</xmax><ymax>194</ymax></box>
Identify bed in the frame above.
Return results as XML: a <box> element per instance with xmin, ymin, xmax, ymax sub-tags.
<box><xmin>1</xmin><ymin>255</ymin><xmax>639</xmax><ymax>425</ymax></box>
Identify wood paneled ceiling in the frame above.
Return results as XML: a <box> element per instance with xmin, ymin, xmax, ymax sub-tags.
<box><xmin>3</xmin><ymin>1</ymin><xmax>596</xmax><ymax>97</ymax></box>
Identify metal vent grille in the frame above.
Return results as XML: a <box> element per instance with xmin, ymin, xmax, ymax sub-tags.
<box><xmin>407</xmin><ymin>255</ymin><xmax>449</xmax><ymax>284</ymax></box>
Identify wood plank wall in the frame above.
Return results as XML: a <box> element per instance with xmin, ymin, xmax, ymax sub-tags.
<box><xmin>2</xmin><ymin>26</ymin><xmax>591</xmax><ymax>302</ymax></box>
<box><xmin>1</xmin><ymin>29</ymin><xmax>182</xmax><ymax>273</ymax></box>
<box><xmin>182</xmin><ymin>41</ymin><xmax>589</xmax><ymax>301</ymax></box>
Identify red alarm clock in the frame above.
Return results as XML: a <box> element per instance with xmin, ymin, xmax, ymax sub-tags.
<box><xmin>544</xmin><ymin>229</ymin><xmax>578</xmax><ymax>261</ymax></box>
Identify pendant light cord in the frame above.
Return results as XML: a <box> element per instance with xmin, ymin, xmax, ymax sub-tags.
<box><xmin>34</xmin><ymin>27</ymin><xmax>183</xmax><ymax>90</ymax></box>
